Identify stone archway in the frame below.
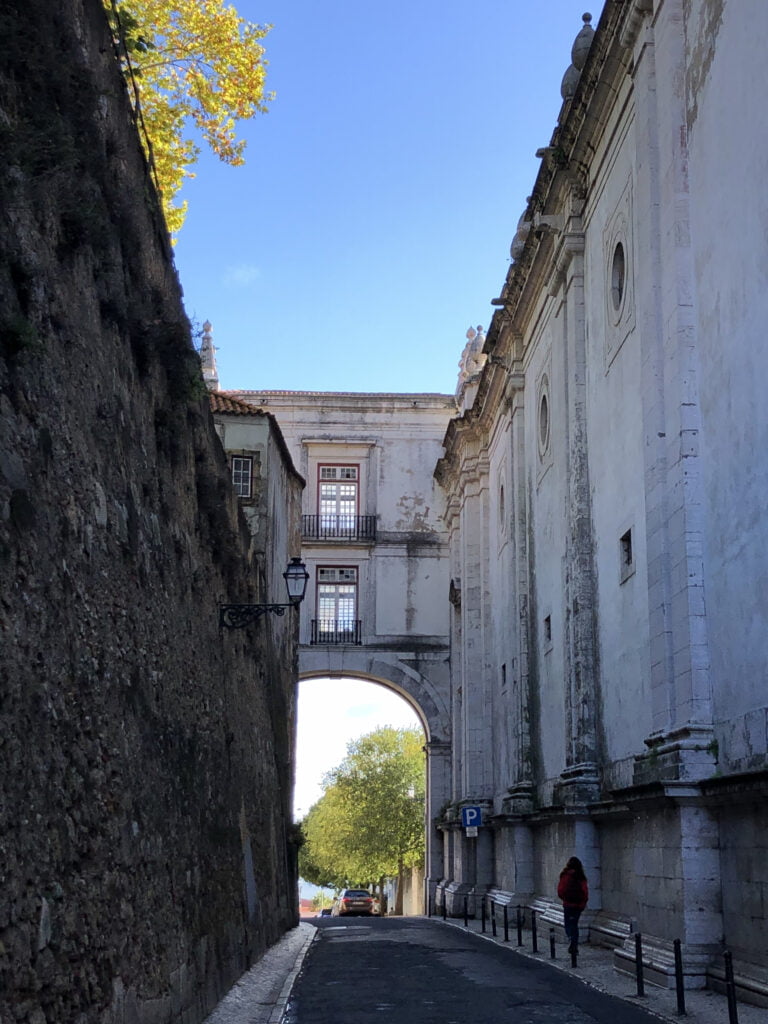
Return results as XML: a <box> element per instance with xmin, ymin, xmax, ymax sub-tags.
<box><xmin>299</xmin><ymin>646</ymin><xmax>452</xmax><ymax>909</ymax></box>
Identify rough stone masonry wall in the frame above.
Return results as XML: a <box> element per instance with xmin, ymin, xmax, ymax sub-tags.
<box><xmin>0</xmin><ymin>2</ymin><xmax>298</xmax><ymax>1021</ymax></box>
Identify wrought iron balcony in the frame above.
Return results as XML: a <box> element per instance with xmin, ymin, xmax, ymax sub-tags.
<box><xmin>301</xmin><ymin>514</ymin><xmax>376</xmax><ymax>542</ymax></box>
<box><xmin>310</xmin><ymin>619</ymin><xmax>363</xmax><ymax>645</ymax></box>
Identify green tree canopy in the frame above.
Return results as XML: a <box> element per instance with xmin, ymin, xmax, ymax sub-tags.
<box><xmin>298</xmin><ymin>726</ymin><xmax>425</xmax><ymax>908</ymax></box>
<box><xmin>104</xmin><ymin>0</ymin><xmax>272</xmax><ymax>235</ymax></box>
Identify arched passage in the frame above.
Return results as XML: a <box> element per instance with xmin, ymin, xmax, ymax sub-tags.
<box><xmin>298</xmin><ymin>648</ymin><xmax>452</xmax><ymax>909</ymax></box>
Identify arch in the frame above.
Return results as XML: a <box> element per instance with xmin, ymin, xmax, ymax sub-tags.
<box><xmin>298</xmin><ymin>649</ymin><xmax>451</xmax><ymax>746</ymax></box>
<box><xmin>298</xmin><ymin>647</ymin><xmax>452</xmax><ymax>905</ymax></box>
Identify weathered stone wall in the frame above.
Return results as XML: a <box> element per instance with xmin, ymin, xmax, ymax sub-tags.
<box><xmin>0</xmin><ymin>2</ymin><xmax>298</xmax><ymax>1021</ymax></box>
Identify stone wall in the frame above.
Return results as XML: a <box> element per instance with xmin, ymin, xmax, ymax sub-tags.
<box><xmin>0</xmin><ymin>2</ymin><xmax>298</xmax><ymax>1021</ymax></box>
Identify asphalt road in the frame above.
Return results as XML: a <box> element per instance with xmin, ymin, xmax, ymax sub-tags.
<box><xmin>283</xmin><ymin>917</ymin><xmax>662</xmax><ymax>1024</ymax></box>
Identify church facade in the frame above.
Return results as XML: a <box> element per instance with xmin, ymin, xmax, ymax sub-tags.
<box><xmin>435</xmin><ymin>0</ymin><xmax>768</xmax><ymax>1001</ymax></box>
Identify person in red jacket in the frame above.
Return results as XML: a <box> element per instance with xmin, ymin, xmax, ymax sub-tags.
<box><xmin>557</xmin><ymin>856</ymin><xmax>589</xmax><ymax>954</ymax></box>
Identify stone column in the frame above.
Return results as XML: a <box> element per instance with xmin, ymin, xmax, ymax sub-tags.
<box><xmin>573</xmin><ymin>817</ymin><xmax>601</xmax><ymax>912</ymax></box>
<box><xmin>550</xmin><ymin>210</ymin><xmax>603</xmax><ymax>806</ymax></box>
<box><xmin>458</xmin><ymin>452</ymin><xmax>492</xmax><ymax>801</ymax></box>
<box><xmin>512</xmin><ymin>821</ymin><xmax>535</xmax><ymax>897</ymax></box>
<box><xmin>507</xmin><ymin>369</ymin><xmax>535</xmax><ymax>806</ymax></box>
<box><xmin>424</xmin><ymin>739</ymin><xmax>451</xmax><ymax>908</ymax></box>
<box><xmin>632</xmin><ymin>0</ymin><xmax>715</xmax><ymax>784</ymax></box>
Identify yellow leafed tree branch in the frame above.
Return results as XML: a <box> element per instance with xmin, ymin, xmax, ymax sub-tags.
<box><xmin>105</xmin><ymin>0</ymin><xmax>272</xmax><ymax>236</ymax></box>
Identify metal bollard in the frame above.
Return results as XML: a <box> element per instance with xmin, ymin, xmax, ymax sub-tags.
<box><xmin>491</xmin><ymin>901</ymin><xmax>497</xmax><ymax>937</ymax></box>
<box><xmin>724</xmin><ymin>951</ymin><xmax>739</xmax><ymax>1024</ymax></box>
<box><xmin>549</xmin><ymin>926</ymin><xmax>556</xmax><ymax>959</ymax></box>
<box><xmin>635</xmin><ymin>932</ymin><xmax>645</xmax><ymax>997</ymax></box>
<box><xmin>481</xmin><ymin>896</ymin><xmax>486</xmax><ymax>933</ymax></box>
<box><xmin>516</xmin><ymin>905</ymin><xmax>523</xmax><ymax>946</ymax></box>
<box><xmin>463</xmin><ymin>895</ymin><xmax>469</xmax><ymax>928</ymax></box>
<box><xmin>428</xmin><ymin>893</ymin><xmax>432</xmax><ymax>918</ymax></box>
<box><xmin>673</xmin><ymin>938</ymin><xmax>686</xmax><ymax>1016</ymax></box>
<box><xmin>503</xmin><ymin>905</ymin><xmax>509</xmax><ymax>943</ymax></box>
<box><xmin>571</xmin><ymin>942</ymin><xmax>578</xmax><ymax>968</ymax></box>
<box><xmin>442</xmin><ymin>895</ymin><xmax>447</xmax><ymax>921</ymax></box>
<box><xmin>531</xmin><ymin>908</ymin><xmax>538</xmax><ymax>953</ymax></box>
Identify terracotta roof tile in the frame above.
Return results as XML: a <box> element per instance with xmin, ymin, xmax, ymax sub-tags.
<box><xmin>208</xmin><ymin>391</ymin><xmax>262</xmax><ymax>416</ymax></box>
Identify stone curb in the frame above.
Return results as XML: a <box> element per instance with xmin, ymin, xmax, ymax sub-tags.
<box><xmin>269</xmin><ymin>924</ymin><xmax>317</xmax><ymax>1023</ymax></box>
<box><xmin>204</xmin><ymin>922</ymin><xmax>317</xmax><ymax>1024</ymax></box>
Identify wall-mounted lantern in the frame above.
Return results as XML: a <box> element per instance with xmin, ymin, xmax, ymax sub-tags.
<box><xmin>219</xmin><ymin>557</ymin><xmax>310</xmax><ymax>630</ymax></box>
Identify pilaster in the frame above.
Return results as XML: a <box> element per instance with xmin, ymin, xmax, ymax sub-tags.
<box><xmin>553</xmin><ymin>218</ymin><xmax>603</xmax><ymax>803</ymax></box>
<box><xmin>632</xmin><ymin>0</ymin><xmax>714</xmax><ymax>786</ymax></box>
<box><xmin>506</xmin><ymin>370</ymin><xmax>535</xmax><ymax>804</ymax></box>
<box><xmin>424</xmin><ymin>739</ymin><xmax>452</xmax><ymax>903</ymax></box>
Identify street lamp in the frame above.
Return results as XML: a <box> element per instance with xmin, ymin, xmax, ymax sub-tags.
<box><xmin>219</xmin><ymin>557</ymin><xmax>309</xmax><ymax>630</ymax></box>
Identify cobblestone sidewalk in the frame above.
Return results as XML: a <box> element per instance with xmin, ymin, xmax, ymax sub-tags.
<box><xmin>204</xmin><ymin>924</ymin><xmax>316</xmax><ymax>1024</ymax></box>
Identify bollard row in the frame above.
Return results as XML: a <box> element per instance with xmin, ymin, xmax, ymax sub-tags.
<box><xmin>438</xmin><ymin>897</ymin><xmax>742</xmax><ymax>1022</ymax></box>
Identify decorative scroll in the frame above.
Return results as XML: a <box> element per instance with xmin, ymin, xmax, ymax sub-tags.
<box><xmin>219</xmin><ymin>604</ymin><xmax>289</xmax><ymax>630</ymax></box>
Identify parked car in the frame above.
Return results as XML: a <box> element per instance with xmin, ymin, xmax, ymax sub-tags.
<box><xmin>319</xmin><ymin>908</ymin><xmax>332</xmax><ymax>917</ymax></box>
<box><xmin>331</xmin><ymin>889</ymin><xmax>375</xmax><ymax>916</ymax></box>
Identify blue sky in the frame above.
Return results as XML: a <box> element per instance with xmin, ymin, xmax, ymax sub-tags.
<box><xmin>173</xmin><ymin>0</ymin><xmax>605</xmax><ymax>396</ymax></box>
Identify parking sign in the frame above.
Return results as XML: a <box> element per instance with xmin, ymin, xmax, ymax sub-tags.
<box><xmin>461</xmin><ymin>806</ymin><xmax>482</xmax><ymax>828</ymax></box>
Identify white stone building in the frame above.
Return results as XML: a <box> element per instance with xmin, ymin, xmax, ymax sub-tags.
<box><xmin>221</xmin><ymin>388</ymin><xmax>457</xmax><ymax>895</ymax></box>
<box><xmin>435</xmin><ymin>0</ymin><xmax>768</xmax><ymax>1003</ymax></box>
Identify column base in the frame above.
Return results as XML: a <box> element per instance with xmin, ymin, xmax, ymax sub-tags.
<box><xmin>554</xmin><ymin>762</ymin><xmax>601</xmax><ymax>805</ymax></box>
<box><xmin>633</xmin><ymin>726</ymin><xmax>717</xmax><ymax>786</ymax></box>
<box><xmin>500</xmin><ymin>782</ymin><xmax>535</xmax><ymax>815</ymax></box>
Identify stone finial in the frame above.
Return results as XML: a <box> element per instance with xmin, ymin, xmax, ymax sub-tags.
<box><xmin>572</xmin><ymin>13</ymin><xmax>594</xmax><ymax>69</ymax></box>
<box><xmin>199</xmin><ymin>319</ymin><xmax>219</xmax><ymax>391</ymax></box>
<box><xmin>560</xmin><ymin>12</ymin><xmax>595</xmax><ymax>100</ymax></box>
<box><xmin>510</xmin><ymin>210</ymin><xmax>532</xmax><ymax>261</ymax></box>
<box><xmin>457</xmin><ymin>325</ymin><xmax>487</xmax><ymax>395</ymax></box>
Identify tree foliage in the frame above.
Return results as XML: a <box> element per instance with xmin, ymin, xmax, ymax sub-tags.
<box><xmin>104</xmin><ymin>0</ymin><xmax>272</xmax><ymax>235</ymax></box>
<box><xmin>299</xmin><ymin>727</ymin><xmax>425</xmax><ymax>899</ymax></box>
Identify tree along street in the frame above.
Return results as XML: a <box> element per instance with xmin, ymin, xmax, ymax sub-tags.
<box><xmin>284</xmin><ymin>917</ymin><xmax>661</xmax><ymax>1024</ymax></box>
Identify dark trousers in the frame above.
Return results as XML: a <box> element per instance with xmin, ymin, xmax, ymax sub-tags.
<box><xmin>563</xmin><ymin>906</ymin><xmax>583</xmax><ymax>947</ymax></box>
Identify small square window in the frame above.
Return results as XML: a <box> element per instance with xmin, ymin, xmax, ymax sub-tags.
<box><xmin>620</xmin><ymin>528</ymin><xmax>635</xmax><ymax>583</ymax></box>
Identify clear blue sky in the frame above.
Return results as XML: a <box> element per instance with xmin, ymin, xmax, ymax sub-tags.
<box><xmin>173</xmin><ymin>0</ymin><xmax>605</xmax><ymax>395</ymax></box>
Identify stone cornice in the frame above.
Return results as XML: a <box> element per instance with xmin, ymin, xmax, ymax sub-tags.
<box><xmin>439</xmin><ymin>1</ymin><xmax>648</xmax><ymax>492</ymax></box>
<box><xmin>484</xmin><ymin>0</ymin><xmax>640</xmax><ymax>351</ymax></box>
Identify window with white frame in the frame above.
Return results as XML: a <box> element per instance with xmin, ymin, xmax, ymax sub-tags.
<box><xmin>317</xmin><ymin>566</ymin><xmax>357</xmax><ymax>631</ymax></box>
<box><xmin>232</xmin><ymin>456</ymin><xmax>253</xmax><ymax>498</ymax></box>
<box><xmin>318</xmin><ymin>465</ymin><xmax>358</xmax><ymax>534</ymax></box>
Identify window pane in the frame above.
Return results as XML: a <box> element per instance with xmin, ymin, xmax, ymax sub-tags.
<box><xmin>232</xmin><ymin>457</ymin><xmax>252</xmax><ymax>498</ymax></box>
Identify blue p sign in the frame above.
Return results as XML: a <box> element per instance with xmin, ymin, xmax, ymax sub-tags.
<box><xmin>461</xmin><ymin>806</ymin><xmax>482</xmax><ymax>828</ymax></box>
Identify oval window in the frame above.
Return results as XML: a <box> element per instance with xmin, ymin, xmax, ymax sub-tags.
<box><xmin>538</xmin><ymin>391</ymin><xmax>550</xmax><ymax>453</ymax></box>
<box><xmin>611</xmin><ymin>241</ymin><xmax>625</xmax><ymax>313</ymax></box>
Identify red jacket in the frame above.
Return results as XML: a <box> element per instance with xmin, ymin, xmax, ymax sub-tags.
<box><xmin>557</xmin><ymin>869</ymin><xmax>589</xmax><ymax>909</ymax></box>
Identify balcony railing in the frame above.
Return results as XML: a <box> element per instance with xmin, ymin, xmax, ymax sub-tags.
<box><xmin>310</xmin><ymin>619</ymin><xmax>363</xmax><ymax>645</ymax></box>
<box><xmin>301</xmin><ymin>515</ymin><xmax>376</xmax><ymax>542</ymax></box>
